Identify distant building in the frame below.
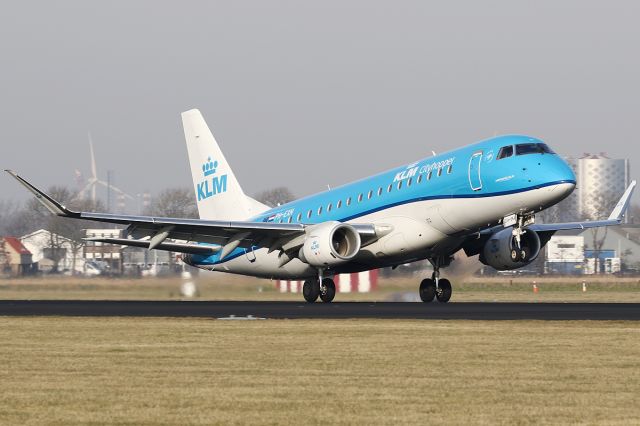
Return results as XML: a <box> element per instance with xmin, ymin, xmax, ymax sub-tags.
<box><xmin>1</xmin><ymin>236</ymin><xmax>36</xmax><ymax>276</ymax></box>
<box><xmin>542</xmin><ymin>153</ymin><xmax>630</xmax><ymax>224</ymax></box>
<box><xmin>544</xmin><ymin>225</ymin><xmax>640</xmax><ymax>274</ymax></box>
<box><xmin>84</xmin><ymin>229</ymin><xmax>123</xmax><ymax>272</ymax></box>
<box><xmin>20</xmin><ymin>229</ymin><xmax>82</xmax><ymax>273</ymax></box>
<box><xmin>574</xmin><ymin>153</ymin><xmax>630</xmax><ymax>220</ymax></box>
<box><xmin>545</xmin><ymin>235</ymin><xmax>585</xmax><ymax>275</ymax></box>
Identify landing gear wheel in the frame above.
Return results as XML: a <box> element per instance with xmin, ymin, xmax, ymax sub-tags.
<box><xmin>303</xmin><ymin>279</ymin><xmax>320</xmax><ymax>303</ymax></box>
<box><xmin>419</xmin><ymin>278</ymin><xmax>436</xmax><ymax>303</ymax></box>
<box><xmin>511</xmin><ymin>249</ymin><xmax>519</xmax><ymax>261</ymax></box>
<box><xmin>320</xmin><ymin>278</ymin><xmax>336</xmax><ymax>303</ymax></box>
<box><xmin>436</xmin><ymin>278</ymin><xmax>452</xmax><ymax>303</ymax></box>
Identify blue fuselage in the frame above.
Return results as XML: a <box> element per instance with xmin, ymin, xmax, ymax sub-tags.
<box><xmin>191</xmin><ymin>135</ymin><xmax>576</xmax><ymax>270</ymax></box>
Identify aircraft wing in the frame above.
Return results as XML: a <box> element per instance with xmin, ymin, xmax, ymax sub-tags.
<box><xmin>6</xmin><ymin>170</ymin><xmax>377</xmax><ymax>258</ymax></box>
<box><xmin>527</xmin><ymin>180</ymin><xmax>636</xmax><ymax>232</ymax></box>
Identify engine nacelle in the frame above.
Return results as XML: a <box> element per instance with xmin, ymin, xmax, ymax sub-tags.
<box><xmin>480</xmin><ymin>227</ymin><xmax>541</xmax><ymax>271</ymax></box>
<box><xmin>299</xmin><ymin>221</ymin><xmax>361</xmax><ymax>267</ymax></box>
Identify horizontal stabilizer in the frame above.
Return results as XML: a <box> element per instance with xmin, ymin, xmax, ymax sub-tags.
<box><xmin>528</xmin><ymin>180</ymin><xmax>636</xmax><ymax>232</ymax></box>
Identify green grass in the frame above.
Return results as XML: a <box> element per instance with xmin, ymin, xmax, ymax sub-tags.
<box><xmin>2</xmin><ymin>274</ymin><xmax>640</xmax><ymax>302</ymax></box>
<box><xmin>1</xmin><ymin>318</ymin><xmax>639</xmax><ymax>425</ymax></box>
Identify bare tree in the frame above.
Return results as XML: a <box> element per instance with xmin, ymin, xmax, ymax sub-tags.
<box><xmin>255</xmin><ymin>187</ymin><xmax>295</xmax><ymax>208</ymax></box>
<box><xmin>17</xmin><ymin>186</ymin><xmax>105</xmax><ymax>273</ymax></box>
<box><xmin>145</xmin><ymin>188</ymin><xmax>198</xmax><ymax>218</ymax></box>
<box><xmin>144</xmin><ymin>188</ymin><xmax>198</xmax><ymax>269</ymax></box>
<box><xmin>0</xmin><ymin>238</ymin><xmax>10</xmax><ymax>275</ymax></box>
<box><xmin>0</xmin><ymin>199</ymin><xmax>43</xmax><ymax>237</ymax></box>
<box><xmin>628</xmin><ymin>203</ymin><xmax>640</xmax><ymax>225</ymax></box>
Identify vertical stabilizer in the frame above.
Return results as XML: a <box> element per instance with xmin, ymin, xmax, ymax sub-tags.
<box><xmin>182</xmin><ymin>109</ymin><xmax>268</xmax><ymax>220</ymax></box>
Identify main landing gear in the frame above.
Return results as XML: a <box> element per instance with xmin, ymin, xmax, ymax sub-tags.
<box><xmin>419</xmin><ymin>256</ymin><xmax>453</xmax><ymax>303</ymax></box>
<box><xmin>303</xmin><ymin>277</ymin><xmax>336</xmax><ymax>303</ymax></box>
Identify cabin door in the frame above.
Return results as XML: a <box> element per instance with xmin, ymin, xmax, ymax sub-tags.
<box><xmin>468</xmin><ymin>151</ymin><xmax>483</xmax><ymax>191</ymax></box>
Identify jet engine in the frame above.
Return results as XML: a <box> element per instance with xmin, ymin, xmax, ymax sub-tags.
<box><xmin>479</xmin><ymin>227</ymin><xmax>541</xmax><ymax>271</ymax></box>
<box><xmin>299</xmin><ymin>221</ymin><xmax>361</xmax><ymax>267</ymax></box>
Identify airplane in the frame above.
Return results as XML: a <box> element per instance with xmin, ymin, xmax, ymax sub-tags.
<box><xmin>6</xmin><ymin>109</ymin><xmax>636</xmax><ymax>303</ymax></box>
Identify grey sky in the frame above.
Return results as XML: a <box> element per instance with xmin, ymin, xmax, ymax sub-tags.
<box><xmin>1</xmin><ymin>1</ymin><xmax>639</xmax><ymax>208</ymax></box>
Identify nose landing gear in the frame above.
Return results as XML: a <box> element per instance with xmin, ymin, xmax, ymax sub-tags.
<box><xmin>510</xmin><ymin>213</ymin><xmax>535</xmax><ymax>262</ymax></box>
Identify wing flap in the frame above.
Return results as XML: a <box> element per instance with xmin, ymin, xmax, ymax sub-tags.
<box><xmin>86</xmin><ymin>237</ymin><xmax>221</xmax><ymax>254</ymax></box>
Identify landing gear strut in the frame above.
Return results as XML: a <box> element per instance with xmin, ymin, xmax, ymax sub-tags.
<box><xmin>419</xmin><ymin>256</ymin><xmax>453</xmax><ymax>303</ymax></box>
<box><xmin>303</xmin><ymin>273</ymin><xmax>336</xmax><ymax>303</ymax></box>
<box><xmin>510</xmin><ymin>213</ymin><xmax>534</xmax><ymax>262</ymax></box>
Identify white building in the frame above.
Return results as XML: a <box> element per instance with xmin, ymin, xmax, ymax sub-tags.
<box><xmin>20</xmin><ymin>229</ymin><xmax>83</xmax><ymax>273</ymax></box>
<box><xmin>545</xmin><ymin>235</ymin><xmax>585</xmax><ymax>275</ymax></box>
<box><xmin>546</xmin><ymin>235</ymin><xmax>585</xmax><ymax>263</ymax></box>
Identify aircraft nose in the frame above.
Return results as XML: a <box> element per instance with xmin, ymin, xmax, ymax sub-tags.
<box><xmin>549</xmin><ymin>156</ymin><xmax>576</xmax><ymax>185</ymax></box>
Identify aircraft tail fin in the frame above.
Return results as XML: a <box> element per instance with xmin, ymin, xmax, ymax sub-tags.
<box><xmin>182</xmin><ymin>109</ymin><xmax>268</xmax><ymax>220</ymax></box>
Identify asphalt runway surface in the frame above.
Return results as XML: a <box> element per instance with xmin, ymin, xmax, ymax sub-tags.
<box><xmin>1</xmin><ymin>300</ymin><xmax>639</xmax><ymax>320</ymax></box>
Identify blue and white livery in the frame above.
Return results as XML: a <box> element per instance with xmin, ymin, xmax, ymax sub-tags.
<box><xmin>7</xmin><ymin>109</ymin><xmax>636</xmax><ymax>303</ymax></box>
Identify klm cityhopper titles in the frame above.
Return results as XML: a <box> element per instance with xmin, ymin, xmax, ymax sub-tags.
<box><xmin>7</xmin><ymin>109</ymin><xmax>636</xmax><ymax>303</ymax></box>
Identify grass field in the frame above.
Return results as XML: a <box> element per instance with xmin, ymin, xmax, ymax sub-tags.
<box><xmin>2</xmin><ymin>274</ymin><xmax>640</xmax><ymax>302</ymax></box>
<box><xmin>1</xmin><ymin>317</ymin><xmax>639</xmax><ymax>425</ymax></box>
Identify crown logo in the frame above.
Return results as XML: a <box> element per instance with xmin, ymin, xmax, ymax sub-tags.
<box><xmin>202</xmin><ymin>157</ymin><xmax>218</xmax><ymax>177</ymax></box>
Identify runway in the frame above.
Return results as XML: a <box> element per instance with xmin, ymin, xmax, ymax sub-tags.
<box><xmin>1</xmin><ymin>300</ymin><xmax>639</xmax><ymax>320</ymax></box>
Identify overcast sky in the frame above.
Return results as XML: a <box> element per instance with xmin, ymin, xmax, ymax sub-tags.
<box><xmin>1</xmin><ymin>1</ymin><xmax>639</xmax><ymax>209</ymax></box>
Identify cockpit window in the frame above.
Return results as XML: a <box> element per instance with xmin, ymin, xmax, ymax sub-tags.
<box><xmin>516</xmin><ymin>143</ymin><xmax>555</xmax><ymax>156</ymax></box>
<box><xmin>497</xmin><ymin>145</ymin><xmax>513</xmax><ymax>159</ymax></box>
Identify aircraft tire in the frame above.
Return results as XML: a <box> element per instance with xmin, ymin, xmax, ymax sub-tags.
<box><xmin>320</xmin><ymin>278</ymin><xmax>336</xmax><ymax>303</ymax></box>
<box><xmin>419</xmin><ymin>278</ymin><xmax>436</xmax><ymax>302</ymax></box>
<box><xmin>436</xmin><ymin>278</ymin><xmax>452</xmax><ymax>303</ymax></box>
<box><xmin>303</xmin><ymin>279</ymin><xmax>320</xmax><ymax>303</ymax></box>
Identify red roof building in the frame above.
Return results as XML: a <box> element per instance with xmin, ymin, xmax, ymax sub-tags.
<box><xmin>1</xmin><ymin>236</ymin><xmax>34</xmax><ymax>276</ymax></box>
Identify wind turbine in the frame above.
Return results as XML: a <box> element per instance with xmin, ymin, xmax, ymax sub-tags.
<box><xmin>77</xmin><ymin>133</ymin><xmax>134</xmax><ymax>205</ymax></box>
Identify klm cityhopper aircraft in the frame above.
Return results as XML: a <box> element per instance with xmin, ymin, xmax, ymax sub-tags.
<box><xmin>7</xmin><ymin>109</ymin><xmax>636</xmax><ymax>303</ymax></box>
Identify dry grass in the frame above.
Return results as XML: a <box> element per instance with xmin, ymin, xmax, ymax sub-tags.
<box><xmin>0</xmin><ymin>318</ymin><xmax>639</xmax><ymax>425</ymax></box>
<box><xmin>2</xmin><ymin>274</ymin><xmax>640</xmax><ymax>302</ymax></box>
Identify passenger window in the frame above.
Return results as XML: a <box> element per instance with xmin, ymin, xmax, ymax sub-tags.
<box><xmin>447</xmin><ymin>165</ymin><xmax>452</xmax><ymax>174</ymax></box>
<box><xmin>358</xmin><ymin>193</ymin><xmax>363</xmax><ymax>202</ymax></box>
<box><xmin>327</xmin><ymin>203</ymin><xmax>332</xmax><ymax>212</ymax></box>
<box><xmin>397</xmin><ymin>181</ymin><xmax>403</xmax><ymax>190</ymax></box>
<box><xmin>497</xmin><ymin>145</ymin><xmax>514</xmax><ymax>159</ymax></box>
<box><xmin>307</xmin><ymin>210</ymin><xmax>312</xmax><ymax>219</ymax></box>
<box><xmin>288</xmin><ymin>217</ymin><xmax>292</xmax><ymax>223</ymax></box>
<box><xmin>407</xmin><ymin>177</ymin><xmax>412</xmax><ymax>187</ymax></box>
<box><xmin>437</xmin><ymin>168</ymin><xmax>442</xmax><ymax>177</ymax></box>
<box><xmin>337</xmin><ymin>200</ymin><xmax>342</xmax><ymax>209</ymax></box>
<box><xmin>427</xmin><ymin>170</ymin><xmax>432</xmax><ymax>180</ymax></box>
<box><xmin>297</xmin><ymin>213</ymin><xmax>302</xmax><ymax>222</ymax></box>
<box><xmin>377</xmin><ymin>187</ymin><xmax>382</xmax><ymax>196</ymax></box>
<box><xmin>367</xmin><ymin>190</ymin><xmax>373</xmax><ymax>199</ymax></box>
<box><xmin>387</xmin><ymin>184</ymin><xmax>393</xmax><ymax>192</ymax></box>
<box><xmin>346</xmin><ymin>197</ymin><xmax>352</xmax><ymax>206</ymax></box>
<box><xmin>317</xmin><ymin>206</ymin><xmax>322</xmax><ymax>215</ymax></box>
<box><xmin>417</xmin><ymin>175</ymin><xmax>422</xmax><ymax>184</ymax></box>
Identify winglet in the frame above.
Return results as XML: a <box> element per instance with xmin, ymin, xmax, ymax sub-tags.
<box><xmin>4</xmin><ymin>170</ymin><xmax>77</xmax><ymax>216</ymax></box>
<box><xmin>608</xmin><ymin>180</ymin><xmax>637</xmax><ymax>221</ymax></box>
